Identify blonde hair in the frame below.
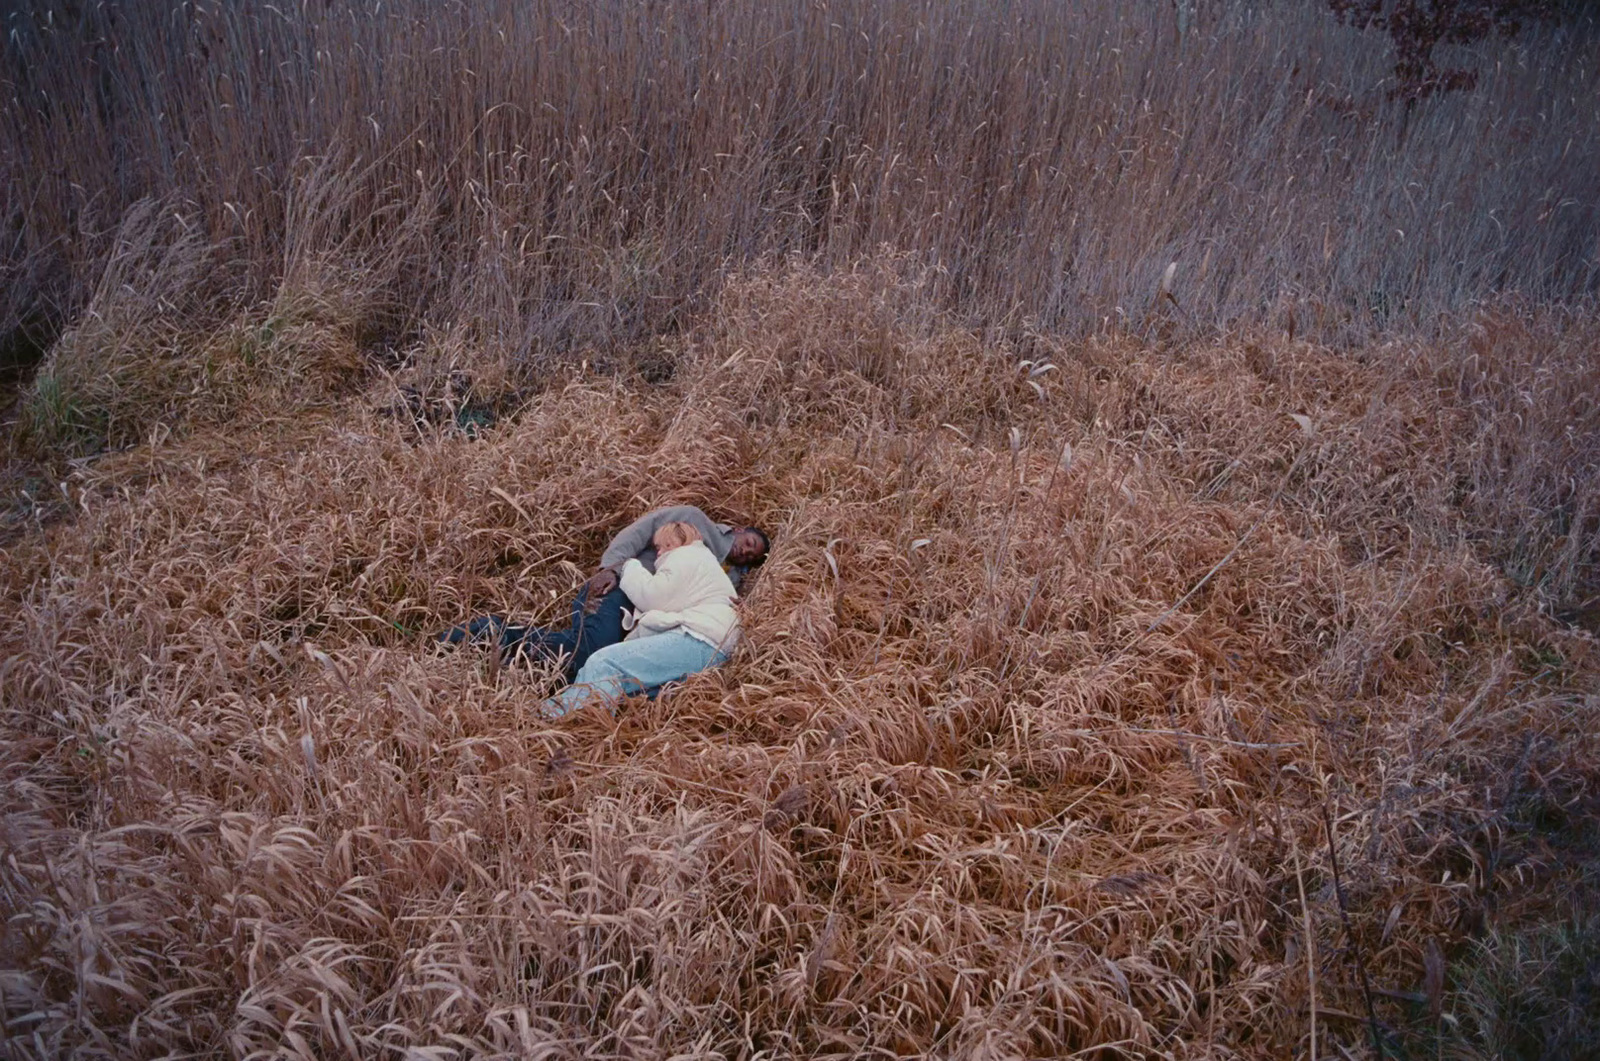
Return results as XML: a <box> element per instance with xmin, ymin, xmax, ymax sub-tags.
<box><xmin>652</xmin><ymin>520</ymin><xmax>703</xmax><ymax>554</ymax></box>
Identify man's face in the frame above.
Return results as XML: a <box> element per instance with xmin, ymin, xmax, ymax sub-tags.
<box><xmin>728</xmin><ymin>529</ymin><xmax>767</xmax><ymax>567</ymax></box>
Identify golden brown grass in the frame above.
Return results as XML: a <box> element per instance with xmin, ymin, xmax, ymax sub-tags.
<box><xmin>1</xmin><ymin>264</ymin><xmax>1597</xmax><ymax>1058</ymax></box>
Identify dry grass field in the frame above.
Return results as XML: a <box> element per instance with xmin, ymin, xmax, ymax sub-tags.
<box><xmin>3</xmin><ymin>264</ymin><xmax>1598</xmax><ymax>1058</ymax></box>
<box><xmin>3</xmin><ymin>0</ymin><xmax>1599</xmax><ymax>1058</ymax></box>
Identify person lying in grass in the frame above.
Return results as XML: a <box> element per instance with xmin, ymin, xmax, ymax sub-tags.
<box><xmin>437</xmin><ymin>505</ymin><xmax>768</xmax><ymax>682</ymax></box>
<box><xmin>541</xmin><ymin>520</ymin><xmax>740</xmax><ymax>716</ymax></box>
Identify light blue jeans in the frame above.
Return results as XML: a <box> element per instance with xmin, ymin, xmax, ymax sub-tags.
<box><xmin>542</xmin><ymin>630</ymin><xmax>729</xmax><ymax>717</ymax></box>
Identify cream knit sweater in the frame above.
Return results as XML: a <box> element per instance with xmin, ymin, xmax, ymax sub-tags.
<box><xmin>619</xmin><ymin>541</ymin><xmax>741</xmax><ymax>652</ymax></box>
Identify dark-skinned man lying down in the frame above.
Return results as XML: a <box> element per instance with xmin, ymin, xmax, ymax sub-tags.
<box><xmin>437</xmin><ymin>505</ymin><xmax>771</xmax><ymax>682</ymax></box>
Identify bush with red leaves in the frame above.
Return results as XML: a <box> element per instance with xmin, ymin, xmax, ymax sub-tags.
<box><xmin>1329</xmin><ymin>0</ymin><xmax>1559</xmax><ymax>98</ymax></box>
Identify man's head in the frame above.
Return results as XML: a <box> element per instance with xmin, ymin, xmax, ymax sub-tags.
<box><xmin>727</xmin><ymin>526</ymin><xmax>771</xmax><ymax>567</ymax></box>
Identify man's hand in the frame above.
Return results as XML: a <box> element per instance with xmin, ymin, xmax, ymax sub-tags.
<box><xmin>582</xmin><ymin>567</ymin><xmax>619</xmax><ymax>612</ymax></box>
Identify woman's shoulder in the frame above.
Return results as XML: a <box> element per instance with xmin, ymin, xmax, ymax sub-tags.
<box><xmin>671</xmin><ymin>543</ymin><xmax>735</xmax><ymax>586</ymax></box>
<box><xmin>658</xmin><ymin>540</ymin><xmax>714</xmax><ymax>568</ymax></box>
<box><xmin>688</xmin><ymin>541</ymin><xmax>728</xmax><ymax>571</ymax></box>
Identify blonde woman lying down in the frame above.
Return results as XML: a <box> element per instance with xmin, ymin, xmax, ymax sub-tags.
<box><xmin>541</xmin><ymin>521</ymin><xmax>740</xmax><ymax>716</ymax></box>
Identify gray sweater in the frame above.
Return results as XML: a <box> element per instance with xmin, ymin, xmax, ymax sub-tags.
<box><xmin>600</xmin><ymin>505</ymin><xmax>738</xmax><ymax>581</ymax></box>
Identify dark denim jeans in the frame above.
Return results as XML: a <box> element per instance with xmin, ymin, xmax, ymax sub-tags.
<box><xmin>436</xmin><ymin>584</ymin><xmax>629</xmax><ymax>681</ymax></box>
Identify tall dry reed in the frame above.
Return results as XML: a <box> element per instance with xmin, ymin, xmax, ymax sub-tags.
<box><xmin>2</xmin><ymin>0</ymin><xmax>1596</xmax><ymax>368</ymax></box>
